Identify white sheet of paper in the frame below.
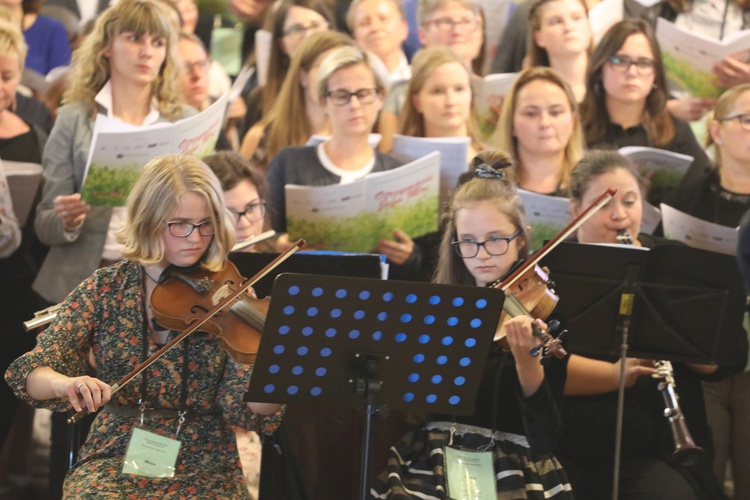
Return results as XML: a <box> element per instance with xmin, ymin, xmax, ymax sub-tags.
<box><xmin>661</xmin><ymin>204</ymin><xmax>738</xmax><ymax>255</ymax></box>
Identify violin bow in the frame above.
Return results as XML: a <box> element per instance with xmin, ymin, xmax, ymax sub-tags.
<box><xmin>68</xmin><ymin>239</ymin><xmax>306</xmax><ymax>424</ymax></box>
<box><xmin>499</xmin><ymin>188</ymin><xmax>616</xmax><ymax>292</ymax></box>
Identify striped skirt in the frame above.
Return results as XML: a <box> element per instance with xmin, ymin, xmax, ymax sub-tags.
<box><xmin>369</xmin><ymin>422</ymin><xmax>574</xmax><ymax>500</ymax></box>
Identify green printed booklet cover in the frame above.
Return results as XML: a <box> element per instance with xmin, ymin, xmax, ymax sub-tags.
<box><xmin>657</xmin><ymin>18</ymin><xmax>750</xmax><ymax>98</ymax></box>
<box><xmin>391</xmin><ymin>134</ymin><xmax>469</xmax><ymax>208</ymax></box>
<box><xmin>517</xmin><ymin>189</ymin><xmax>572</xmax><ymax>253</ymax></box>
<box><xmin>80</xmin><ymin>95</ymin><xmax>227</xmax><ymax>206</ymax></box>
<box><xmin>619</xmin><ymin>145</ymin><xmax>692</xmax><ymax>205</ymax></box>
<box><xmin>470</xmin><ymin>72</ymin><xmax>517</xmax><ymax>142</ymax></box>
<box><xmin>285</xmin><ymin>152</ymin><xmax>441</xmax><ymax>252</ymax></box>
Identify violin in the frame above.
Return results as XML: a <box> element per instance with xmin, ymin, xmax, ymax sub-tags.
<box><xmin>490</xmin><ymin>188</ymin><xmax>617</xmax><ymax>359</ymax></box>
<box><xmin>67</xmin><ymin>239</ymin><xmax>305</xmax><ymax>424</ymax></box>
<box><xmin>491</xmin><ymin>264</ymin><xmax>566</xmax><ymax>359</ymax></box>
<box><xmin>150</xmin><ymin>261</ymin><xmax>268</xmax><ymax>365</ymax></box>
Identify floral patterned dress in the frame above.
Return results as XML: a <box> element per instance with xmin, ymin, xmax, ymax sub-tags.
<box><xmin>5</xmin><ymin>260</ymin><xmax>283</xmax><ymax>499</ymax></box>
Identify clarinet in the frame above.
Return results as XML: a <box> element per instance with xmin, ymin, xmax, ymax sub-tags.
<box><xmin>652</xmin><ymin>360</ymin><xmax>704</xmax><ymax>466</ymax></box>
<box><xmin>615</xmin><ymin>230</ymin><xmax>704</xmax><ymax>467</ymax></box>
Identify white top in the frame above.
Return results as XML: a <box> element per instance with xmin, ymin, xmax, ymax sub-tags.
<box><xmin>95</xmin><ymin>81</ymin><xmax>161</xmax><ymax>261</ymax></box>
<box><xmin>316</xmin><ymin>142</ymin><xmax>375</xmax><ymax>184</ymax></box>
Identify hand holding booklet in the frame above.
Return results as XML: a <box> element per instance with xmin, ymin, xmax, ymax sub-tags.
<box><xmin>80</xmin><ymin>94</ymin><xmax>228</xmax><ymax>207</ymax></box>
<box><xmin>656</xmin><ymin>18</ymin><xmax>750</xmax><ymax>98</ymax></box>
<box><xmin>285</xmin><ymin>152</ymin><xmax>441</xmax><ymax>252</ymax></box>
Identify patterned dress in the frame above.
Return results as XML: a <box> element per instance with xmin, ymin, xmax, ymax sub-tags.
<box><xmin>5</xmin><ymin>260</ymin><xmax>283</xmax><ymax>499</ymax></box>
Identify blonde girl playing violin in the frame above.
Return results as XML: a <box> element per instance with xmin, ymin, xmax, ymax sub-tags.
<box><xmin>5</xmin><ymin>154</ymin><xmax>283</xmax><ymax>499</ymax></box>
<box><xmin>369</xmin><ymin>150</ymin><xmax>573</xmax><ymax>500</ymax></box>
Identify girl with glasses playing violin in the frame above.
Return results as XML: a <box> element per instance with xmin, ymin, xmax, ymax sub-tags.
<box><xmin>580</xmin><ymin>19</ymin><xmax>712</xmax><ymax>206</ymax></box>
<box><xmin>5</xmin><ymin>154</ymin><xmax>284</xmax><ymax>499</ymax></box>
<box><xmin>369</xmin><ymin>150</ymin><xmax>573</xmax><ymax>499</ymax></box>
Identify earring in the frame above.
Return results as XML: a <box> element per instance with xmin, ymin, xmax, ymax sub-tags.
<box><xmin>652</xmin><ymin>83</ymin><xmax>658</xmax><ymax>90</ymax></box>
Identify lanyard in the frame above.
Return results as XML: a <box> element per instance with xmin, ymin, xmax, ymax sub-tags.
<box><xmin>138</xmin><ymin>281</ymin><xmax>191</xmax><ymax>431</ymax></box>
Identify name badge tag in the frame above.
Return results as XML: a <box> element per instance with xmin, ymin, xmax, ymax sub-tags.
<box><xmin>122</xmin><ymin>427</ymin><xmax>181</xmax><ymax>478</ymax></box>
<box><xmin>444</xmin><ymin>446</ymin><xmax>496</xmax><ymax>500</ymax></box>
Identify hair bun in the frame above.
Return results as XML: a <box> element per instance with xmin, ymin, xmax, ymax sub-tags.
<box><xmin>474</xmin><ymin>163</ymin><xmax>507</xmax><ymax>180</ymax></box>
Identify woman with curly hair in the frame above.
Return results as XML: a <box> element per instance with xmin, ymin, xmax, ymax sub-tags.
<box><xmin>32</xmin><ymin>0</ymin><xmax>195</xmax><ymax>307</ymax></box>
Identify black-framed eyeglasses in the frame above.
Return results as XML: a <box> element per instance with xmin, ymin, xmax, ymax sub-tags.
<box><xmin>282</xmin><ymin>20</ymin><xmax>328</xmax><ymax>38</ymax></box>
<box><xmin>606</xmin><ymin>55</ymin><xmax>656</xmax><ymax>75</ymax></box>
<box><xmin>424</xmin><ymin>16</ymin><xmax>479</xmax><ymax>33</ymax></box>
<box><xmin>230</xmin><ymin>202</ymin><xmax>266</xmax><ymax>224</ymax></box>
<box><xmin>166</xmin><ymin>220</ymin><xmax>215</xmax><ymax>238</ymax></box>
<box><xmin>184</xmin><ymin>58</ymin><xmax>212</xmax><ymax>73</ymax></box>
<box><xmin>718</xmin><ymin>113</ymin><xmax>750</xmax><ymax>131</ymax></box>
<box><xmin>451</xmin><ymin>229</ymin><xmax>523</xmax><ymax>258</ymax></box>
<box><xmin>325</xmin><ymin>88</ymin><xmax>381</xmax><ymax>106</ymax></box>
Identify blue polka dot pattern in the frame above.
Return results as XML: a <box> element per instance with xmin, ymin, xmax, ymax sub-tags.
<box><xmin>247</xmin><ymin>274</ymin><xmax>504</xmax><ymax>415</ymax></box>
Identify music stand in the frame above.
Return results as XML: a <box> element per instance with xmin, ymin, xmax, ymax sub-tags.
<box><xmin>539</xmin><ymin>241</ymin><xmax>746</xmax><ymax>500</ymax></box>
<box><xmin>539</xmin><ymin>242</ymin><xmax>744</xmax><ymax>365</ymax></box>
<box><xmin>245</xmin><ymin>273</ymin><xmax>505</xmax><ymax>500</ymax></box>
<box><xmin>230</xmin><ymin>252</ymin><xmax>384</xmax><ymax>298</ymax></box>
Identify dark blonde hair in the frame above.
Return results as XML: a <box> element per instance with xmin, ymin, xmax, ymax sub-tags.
<box><xmin>399</xmin><ymin>47</ymin><xmax>483</xmax><ymax>150</ymax></box>
<box><xmin>708</xmin><ymin>83</ymin><xmax>750</xmax><ymax>169</ymax></box>
<box><xmin>118</xmin><ymin>154</ymin><xmax>235</xmax><ymax>270</ymax></box>
<box><xmin>316</xmin><ymin>45</ymin><xmax>390</xmax><ymax>99</ymax></box>
<box><xmin>63</xmin><ymin>0</ymin><xmax>183</xmax><ymax>119</ymax></box>
<box><xmin>435</xmin><ymin>150</ymin><xmax>530</xmax><ymax>286</ymax></box>
<box><xmin>527</xmin><ymin>0</ymin><xmax>592</xmax><ymax>67</ymax></box>
<box><xmin>581</xmin><ymin>18</ymin><xmax>674</xmax><ymax>147</ymax></box>
<box><xmin>492</xmin><ymin>67</ymin><xmax>585</xmax><ymax>188</ymax></box>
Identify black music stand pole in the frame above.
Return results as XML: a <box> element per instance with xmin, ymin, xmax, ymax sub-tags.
<box><xmin>612</xmin><ymin>264</ymin><xmax>640</xmax><ymax>500</ymax></box>
<box><xmin>245</xmin><ymin>273</ymin><xmax>506</xmax><ymax>500</ymax></box>
<box><xmin>355</xmin><ymin>352</ymin><xmax>384</xmax><ymax>500</ymax></box>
